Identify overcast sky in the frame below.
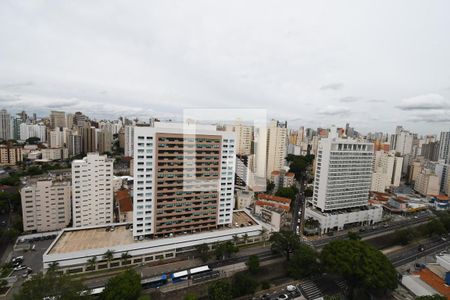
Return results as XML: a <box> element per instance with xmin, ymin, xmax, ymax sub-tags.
<box><xmin>1</xmin><ymin>1</ymin><xmax>450</xmax><ymax>134</ymax></box>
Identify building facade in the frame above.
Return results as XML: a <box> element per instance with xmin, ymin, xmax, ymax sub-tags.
<box><xmin>132</xmin><ymin>123</ymin><xmax>236</xmax><ymax>239</ymax></box>
<box><xmin>49</xmin><ymin>111</ymin><xmax>66</xmax><ymax>129</ymax></box>
<box><xmin>0</xmin><ymin>109</ymin><xmax>11</xmax><ymax>141</ymax></box>
<box><xmin>266</xmin><ymin>120</ymin><xmax>287</xmax><ymax>178</ymax></box>
<box><xmin>0</xmin><ymin>145</ymin><xmax>23</xmax><ymax>165</ymax></box>
<box><xmin>72</xmin><ymin>153</ymin><xmax>114</xmax><ymax>227</ymax></box>
<box><xmin>21</xmin><ymin>175</ymin><xmax>72</xmax><ymax>232</ymax></box>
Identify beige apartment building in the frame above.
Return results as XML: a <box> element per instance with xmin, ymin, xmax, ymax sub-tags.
<box><xmin>72</xmin><ymin>153</ymin><xmax>114</xmax><ymax>227</ymax></box>
<box><xmin>0</xmin><ymin>145</ymin><xmax>22</xmax><ymax>166</ymax></box>
<box><xmin>21</xmin><ymin>175</ymin><xmax>72</xmax><ymax>232</ymax></box>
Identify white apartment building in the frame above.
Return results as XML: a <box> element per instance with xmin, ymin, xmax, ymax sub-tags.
<box><xmin>307</xmin><ymin>128</ymin><xmax>382</xmax><ymax>233</ymax></box>
<box><xmin>49</xmin><ymin>129</ymin><xmax>64</xmax><ymax>148</ymax></box>
<box><xmin>391</xmin><ymin>127</ymin><xmax>414</xmax><ymax>156</ymax></box>
<box><xmin>132</xmin><ymin>123</ymin><xmax>236</xmax><ymax>239</ymax></box>
<box><xmin>124</xmin><ymin>125</ymin><xmax>134</xmax><ymax>157</ymax></box>
<box><xmin>21</xmin><ymin>175</ymin><xmax>72</xmax><ymax>232</ymax></box>
<box><xmin>20</xmin><ymin>123</ymin><xmax>47</xmax><ymax>142</ymax></box>
<box><xmin>266</xmin><ymin>120</ymin><xmax>288</xmax><ymax>178</ymax></box>
<box><xmin>72</xmin><ymin>153</ymin><xmax>114</xmax><ymax>227</ymax></box>
<box><xmin>371</xmin><ymin>151</ymin><xmax>403</xmax><ymax>193</ymax></box>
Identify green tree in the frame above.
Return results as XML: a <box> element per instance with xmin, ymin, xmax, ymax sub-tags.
<box><xmin>321</xmin><ymin>240</ymin><xmax>397</xmax><ymax>299</ymax></box>
<box><xmin>208</xmin><ymin>280</ymin><xmax>232</xmax><ymax>300</ymax></box>
<box><xmin>86</xmin><ymin>256</ymin><xmax>97</xmax><ymax>270</ymax></box>
<box><xmin>215</xmin><ymin>241</ymin><xmax>238</xmax><ymax>260</ymax></box>
<box><xmin>269</xmin><ymin>230</ymin><xmax>300</xmax><ymax>261</ymax></box>
<box><xmin>393</xmin><ymin>229</ymin><xmax>414</xmax><ymax>245</ymax></box>
<box><xmin>102</xmin><ymin>269</ymin><xmax>142</xmax><ymax>300</ymax></box>
<box><xmin>266</xmin><ymin>180</ymin><xmax>275</xmax><ymax>193</ymax></box>
<box><xmin>288</xmin><ymin>244</ymin><xmax>320</xmax><ymax>279</ymax></box>
<box><xmin>13</xmin><ymin>269</ymin><xmax>88</xmax><ymax>300</ymax></box>
<box><xmin>304</xmin><ymin>187</ymin><xmax>313</xmax><ymax>197</ymax></box>
<box><xmin>231</xmin><ymin>272</ymin><xmax>258</xmax><ymax>298</ymax></box>
<box><xmin>425</xmin><ymin>219</ymin><xmax>446</xmax><ymax>237</ymax></box>
<box><xmin>121</xmin><ymin>252</ymin><xmax>132</xmax><ymax>265</ymax></box>
<box><xmin>103</xmin><ymin>249</ymin><xmax>115</xmax><ymax>268</ymax></box>
<box><xmin>195</xmin><ymin>243</ymin><xmax>210</xmax><ymax>262</ymax></box>
<box><xmin>184</xmin><ymin>293</ymin><xmax>198</xmax><ymax>300</ymax></box>
<box><xmin>275</xmin><ymin>186</ymin><xmax>298</xmax><ymax>201</ymax></box>
<box><xmin>25</xmin><ymin>137</ymin><xmax>40</xmax><ymax>145</ymax></box>
<box><xmin>347</xmin><ymin>231</ymin><xmax>361</xmax><ymax>241</ymax></box>
<box><xmin>246</xmin><ymin>255</ymin><xmax>260</xmax><ymax>274</ymax></box>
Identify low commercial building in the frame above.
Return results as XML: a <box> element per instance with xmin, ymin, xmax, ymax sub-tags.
<box><xmin>116</xmin><ymin>189</ymin><xmax>133</xmax><ymax>223</ymax></box>
<box><xmin>20</xmin><ymin>173</ymin><xmax>72</xmax><ymax>233</ymax></box>
<box><xmin>255</xmin><ymin>194</ymin><xmax>291</xmax><ymax>212</ymax></box>
<box><xmin>255</xmin><ymin>206</ymin><xmax>288</xmax><ymax>232</ymax></box>
<box><xmin>41</xmin><ymin>148</ymin><xmax>69</xmax><ymax>161</ymax></box>
<box><xmin>42</xmin><ymin>210</ymin><xmax>262</xmax><ymax>274</ymax></box>
<box><xmin>305</xmin><ymin>205</ymin><xmax>383</xmax><ymax>234</ymax></box>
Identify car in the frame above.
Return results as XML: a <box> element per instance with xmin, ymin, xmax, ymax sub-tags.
<box><xmin>12</xmin><ymin>256</ymin><xmax>24</xmax><ymax>263</ymax></box>
<box><xmin>441</xmin><ymin>237</ymin><xmax>447</xmax><ymax>242</ymax></box>
<box><xmin>414</xmin><ymin>216</ymin><xmax>418</xmax><ymax>219</ymax></box>
<box><xmin>286</xmin><ymin>285</ymin><xmax>297</xmax><ymax>292</ymax></box>
<box><xmin>14</xmin><ymin>265</ymin><xmax>27</xmax><ymax>271</ymax></box>
<box><xmin>359</xmin><ymin>228</ymin><xmax>366</xmax><ymax>232</ymax></box>
<box><xmin>383</xmin><ymin>224</ymin><xmax>389</xmax><ymax>228</ymax></box>
<box><xmin>277</xmin><ymin>294</ymin><xmax>289</xmax><ymax>300</ymax></box>
<box><xmin>418</xmin><ymin>245</ymin><xmax>425</xmax><ymax>252</ymax></box>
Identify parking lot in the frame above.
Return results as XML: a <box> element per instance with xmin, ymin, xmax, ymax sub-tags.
<box><xmin>11</xmin><ymin>238</ymin><xmax>55</xmax><ymax>274</ymax></box>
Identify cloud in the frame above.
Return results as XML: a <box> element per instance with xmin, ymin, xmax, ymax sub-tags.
<box><xmin>320</xmin><ymin>83</ymin><xmax>344</xmax><ymax>91</ymax></box>
<box><xmin>339</xmin><ymin>96</ymin><xmax>360</xmax><ymax>103</ymax></box>
<box><xmin>0</xmin><ymin>81</ymin><xmax>34</xmax><ymax>89</ymax></box>
<box><xmin>317</xmin><ymin>105</ymin><xmax>351</xmax><ymax>116</ymax></box>
<box><xmin>367</xmin><ymin>99</ymin><xmax>385</xmax><ymax>103</ymax></box>
<box><xmin>397</xmin><ymin>94</ymin><xmax>449</xmax><ymax>110</ymax></box>
<box><xmin>409</xmin><ymin>111</ymin><xmax>450</xmax><ymax>123</ymax></box>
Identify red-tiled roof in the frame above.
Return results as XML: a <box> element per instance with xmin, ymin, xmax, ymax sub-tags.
<box><xmin>116</xmin><ymin>189</ymin><xmax>133</xmax><ymax>212</ymax></box>
<box><xmin>255</xmin><ymin>200</ymin><xmax>290</xmax><ymax>212</ymax></box>
<box><xmin>257</xmin><ymin>194</ymin><xmax>291</xmax><ymax>204</ymax></box>
<box><xmin>285</xmin><ymin>172</ymin><xmax>295</xmax><ymax>177</ymax></box>
<box><xmin>271</xmin><ymin>171</ymin><xmax>280</xmax><ymax>176</ymax></box>
<box><xmin>415</xmin><ymin>268</ymin><xmax>450</xmax><ymax>298</ymax></box>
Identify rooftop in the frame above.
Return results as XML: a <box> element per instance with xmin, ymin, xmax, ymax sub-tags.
<box><xmin>257</xmin><ymin>194</ymin><xmax>291</xmax><ymax>204</ymax></box>
<box><xmin>116</xmin><ymin>189</ymin><xmax>133</xmax><ymax>212</ymax></box>
<box><xmin>48</xmin><ymin>211</ymin><xmax>257</xmax><ymax>255</ymax></box>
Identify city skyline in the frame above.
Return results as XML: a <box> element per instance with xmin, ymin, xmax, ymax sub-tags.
<box><xmin>1</xmin><ymin>1</ymin><xmax>450</xmax><ymax>135</ymax></box>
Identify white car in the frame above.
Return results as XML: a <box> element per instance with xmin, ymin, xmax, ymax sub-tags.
<box><xmin>14</xmin><ymin>265</ymin><xmax>27</xmax><ymax>271</ymax></box>
<box><xmin>278</xmin><ymin>294</ymin><xmax>289</xmax><ymax>300</ymax></box>
<box><xmin>287</xmin><ymin>285</ymin><xmax>297</xmax><ymax>292</ymax></box>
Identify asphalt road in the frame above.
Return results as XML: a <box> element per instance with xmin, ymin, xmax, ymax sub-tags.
<box><xmin>311</xmin><ymin>211</ymin><xmax>432</xmax><ymax>248</ymax></box>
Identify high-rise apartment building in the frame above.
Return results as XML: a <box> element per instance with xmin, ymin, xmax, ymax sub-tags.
<box><xmin>306</xmin><ymin>129</ymin><xmax>382</xmax><ymax>233</ymax></box>
<box><xmin>233</xmin><ymin>122</ymin><xmax>253</xmax><ymax>156</ymax></box>
<box><xmin>49</xmin><ymin>111</ymin><xmax>66</xmax><ymax>129</ymax></box>
<box><xmin>371</xmin><ymin>151</ymin><xmax>403</xmax><ymax>193</ymax></box>
<box><xmin>72</xmin><ymin>153</ymin><xmax>114</xmax><ymax>227</ymax></box>
<box><xmin>422</xmin><ymin>141</ymin><xmax>440</xmax><ymax>162</ymax></box>
<box><xmin>132</xmin><ymin>123</ymin><xmax>236</xmax><ymax>238</ymax></box>
<box><xmin>97</xmin><ymin>129</ymin><xmax>112</xmax><ymax>153</ymax></box>
<box><xmin>391</xmin><ymin>127</ymin><xmax>414</xmax><ymax>155</ymax></box>
<box><xmin>49</xmin><ymin>129</ymin><xmax>64</xmax><ymax>148</ymax></box>
<box><xmin>19</xmin><ymin>123</ymin><xmax>47</xmax><ymax>142</ymax></box>
<box><xmin>439</xmin><ymin>132</ymin><xmax>450</xmax><ymax>164</ymax></box>
<box><xmin>266</xmin><ymin>120</ymin><xmax>287</xmax><ymax>178</ymax></box>
<box><xmin>21</xmin><ymin>174</ymin><xmax>72</xmax><ymax>232</ymax></box>
<box><xmin>0</xmin><ymin>109</ymin><xmax>11</xmax><ymax>141</ymax></box>
<box><xmin>124</xmin><ymin>125</ymin><xmax>134</xmax><ymax>157</ymax></box>
<box><xmin>80</xmin><ymin>126</ymin><xmax>97</xmax><ymax>154</ymax></box>
<box><xmin>311</xmin><ymin>132</ymin><xmax>374</xmax><ymax>211</ymax></box>
<box><xmin>414</xmin><ymin>169</ymin><xmax>440</xmax><ymax>196</ymax></box>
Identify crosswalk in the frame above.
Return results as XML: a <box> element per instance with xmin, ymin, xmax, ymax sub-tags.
<box><xmin>298</xmin><ymin>280</ymin><xmax>323</xmax><ymax>300</ymax></box>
